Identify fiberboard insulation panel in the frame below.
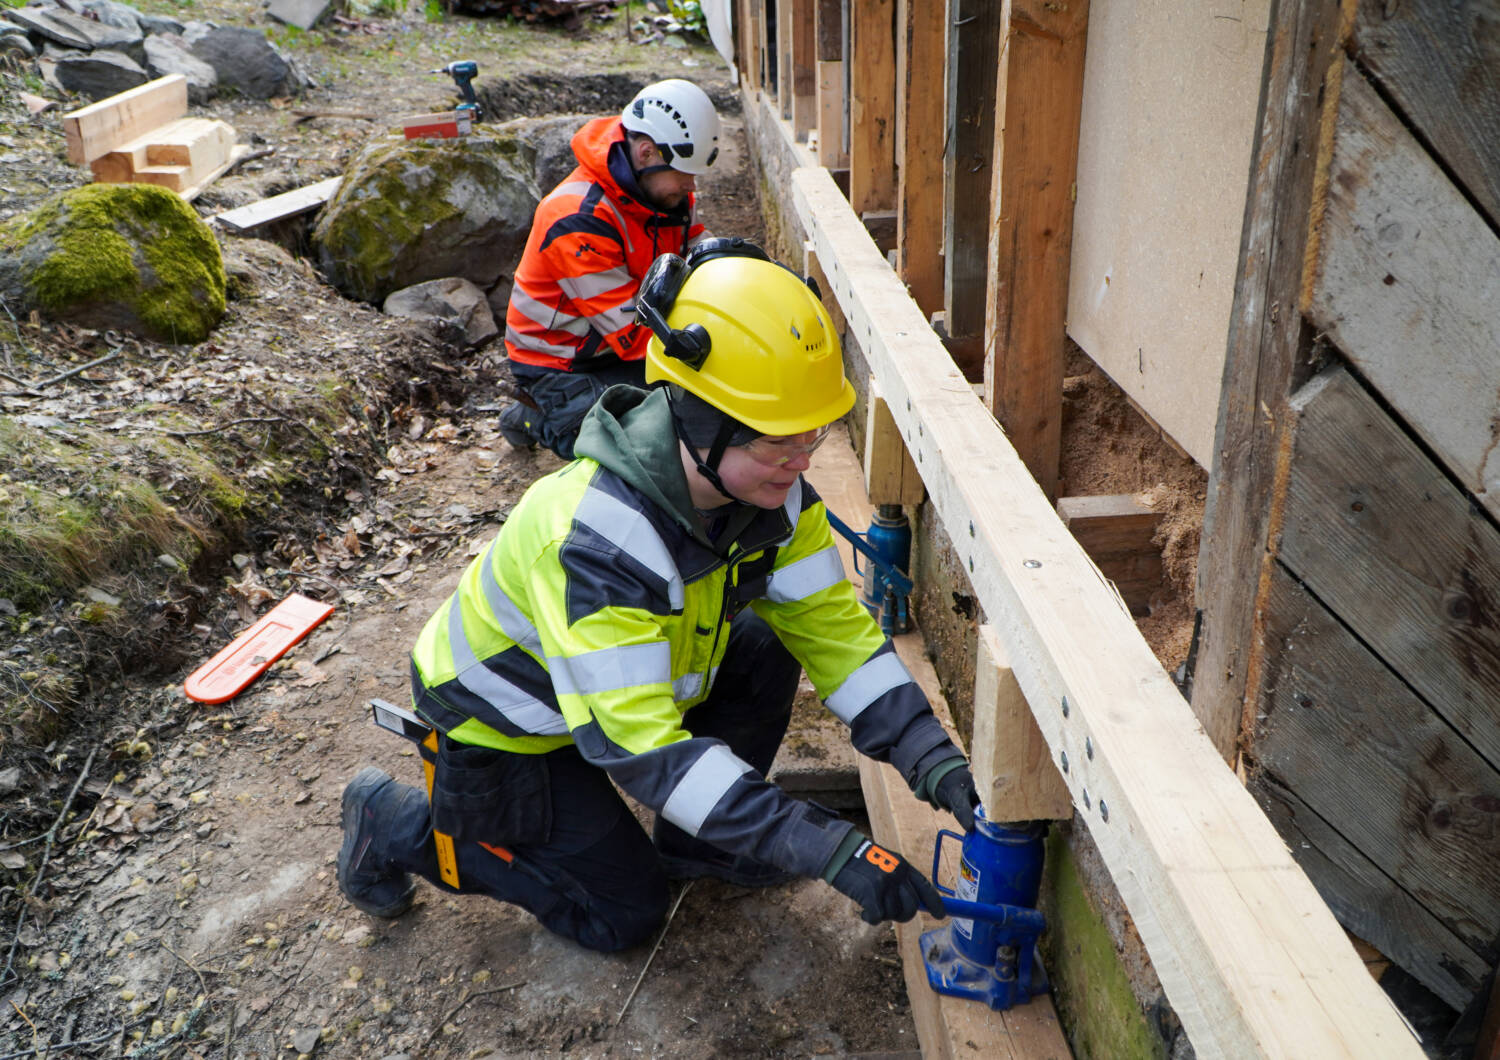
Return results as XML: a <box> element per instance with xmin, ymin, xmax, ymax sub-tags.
<box><xmin>1065</xmin><ymin>0</ymin><xmax>1270</xmax><ymax>469</ymax></box>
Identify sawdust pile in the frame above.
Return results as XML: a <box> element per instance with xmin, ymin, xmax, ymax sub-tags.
<box><xmin>1058</xmin><ymin>342</ymin><xmax>1207</xmax><ymax>673</ymax></box>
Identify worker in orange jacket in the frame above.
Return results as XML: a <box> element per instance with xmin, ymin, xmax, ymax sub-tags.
<box><xmin>500</xmin><ymin>79</ymin><xmax>722</xmax><ymax>459</ymax></box>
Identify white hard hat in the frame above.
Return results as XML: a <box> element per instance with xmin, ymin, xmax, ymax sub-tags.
<box><xmin>621</xmin><ymin>79</ymin><xmax>721</xmax><ymax>176</ymax></box>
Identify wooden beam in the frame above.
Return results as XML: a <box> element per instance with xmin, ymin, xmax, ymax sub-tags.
<box><xmin>790</xmin><ymin>0</ymin><xmax>817</xmax><ymax>139</ymax></box>
<box><xmin>982</xmin><ymin>0</ymin><xmax>1089</xmax><ymax>502</ymax></box>
<box><xmin>1191</xmin><ymin>0</ymin><xmax>1347</xmax><ymax>760</ymax></box>
<box><xmin>847</xmin><ymin>0</ymin><xmax>895</xmax><ymax>214</ymax></box>
<box><xmin>62</xmin><ymin>73</ymin><xmax>187</xmax><ymax>165</ymax></box>
<box><xmin>803</xmin><ymin>423</ymin><xmax>1071</xmax><ymax>1060</ymax></box>
<box><xmin>972</xmin><ymin>624</ymin><xmax>1071</xmax><ymax>822</ymax></box>
<box><xmin>1056</xmin><ymin>493</ymin><xmax>1162</xmax><ymax>617</ymax></box>
<box><xmin>863</xmin><ymin>379</ymin><xmax>923</xmax><ymax>508</ymax></box>
<box><xmin>793</xmin><ymin>162</ymin><xmax>1420</xmax><ymax>1058</ymax></box>
<box><xmin>815</xmin><ymin>59</ymin><xmax>846</xmax><ymax>169</ymax></box>
<box><xmin>212</xmin><ymin>176</ymin><xmax>341</xmax><ymax>234</ymax></box>
<box><xmin>1304</xmin><ymin>61</ymin><xmax>1500</xmax><ymax>522</ymax></box>
<box><xmin>1350</xmin><ymin>0</ymin><xmax>1500</xmax><ymax>228</ymax></box>
<box><xmin>894</xmin><ymin>0</ymin><xmax>944</xmax><ymax>316</ymax></box>
<box><xmin>815</xmin><ymin>0</ymin><xmax>841</xmax><ymax>61</ymax></box>
<box><xmin>941</xmin><ymin>0</ymin><xmax>1001</xmax><ymax>339</ymax></box>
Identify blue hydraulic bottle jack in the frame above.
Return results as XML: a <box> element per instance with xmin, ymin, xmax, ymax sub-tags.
<box><xmin>924</xmin><ymin>808</ymin><xmax>1049</xmax><ymax>1011</ymax></box>
<box><xmin>827</xmin><ymin>504</ymin><xmax>912</xmax><ymax>635</ymax></box>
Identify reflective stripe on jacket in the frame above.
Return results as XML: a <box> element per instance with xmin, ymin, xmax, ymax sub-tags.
<box><xmin>504</xmin><ymin>117</ymin><xmax>709</xmax><ymax>371</ymax></box>
<box><xmin>409</xmin><ymin>461</ymin><xmax>959</xmax><ymax>878</ymax></box>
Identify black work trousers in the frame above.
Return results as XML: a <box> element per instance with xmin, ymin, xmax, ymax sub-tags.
<box><xmin>382</xmin><ymin>611</ymin><xmax>801</xmax><ymax>952</ymax></box>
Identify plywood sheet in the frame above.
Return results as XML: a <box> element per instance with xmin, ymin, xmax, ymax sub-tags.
<box><xmin>1065</xmin><ymin>0</ymin><xmax>1269</xmax><ymax>468</ymax></box>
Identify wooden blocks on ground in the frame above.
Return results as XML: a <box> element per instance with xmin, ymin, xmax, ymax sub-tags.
<box><xmin>1056</xmin><ymin>494</ymin><xmax>1163</xmax><ymax>615</ymax></box>
<box><xmin>91</xmin><ymin>116</ymin><xmax>237</xmax><ymax>192</ymax></box>
<box><xmin>61</xmin><ymin>73</ymin><xmax>245</xmax><ymax>200</ymax></box>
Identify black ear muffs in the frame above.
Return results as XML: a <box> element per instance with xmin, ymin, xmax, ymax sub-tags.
<box><xmin>634</xmin><ymin>239</ymin><xmax>786</xmax><ymax>373</ymax></box>
<box><xmin>636</xmin><ymin>253</ymin><xmax>711</xmax><ymax>369</ymax></box>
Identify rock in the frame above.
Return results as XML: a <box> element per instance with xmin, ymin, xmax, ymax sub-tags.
<box><xmin>142</xmin><ymin>34</ymin><xmax>217</xmax><ymax>103</ymax></box>
<box><xmin>498</xmin><ymin>113</ymin><xmax>591</xmax><ymax>198</ymax></box>
<box><xmin>0</xmin><ymin>30</ymin><xmax>37</xmax><ymax>60</ymax></box>
<box><xmin>383</xmin><ymin>277</ymin><xmax>498</xmax><ymax>348</ymax></box>
<box><xmin>80</xmin><ymin>0</ymin><xmax>143</xmax><ymax>32</ymax></box>
<box><xmin>266</xmin><ymin>0</ymin><xmax>331</xmax><ymax>31</ymax></box>
<box><xmin>291</xmin><ymin>1027</ymin><xmax>320</xmax><ymax>1053</ymax></box>
<box><xmin>137</xmin><ymin>11</ymin><xmax>184</xmax><ymax>35</ymax></box>
<box><xmin>0</xmin><ymin>767</ymin><xmax>20</xmax><ymax>795</ymax></box>
<box><xmin>3</xmin><ymin>4</ymin><xmax>141</xmax><ymax>54</ymax></box>
<box><xmin>52</xmin><ymin>49</ymin><xmax>148</xmax><ymax>100</ymax></box>
<box><xmin>312</xmin><ymin>131</ymin><xmax>541</xmax><ymax>304</ymax></box>
<box><xmin>0</xmin><ymin>184</ymin><xmax>227</xmax><ymax>344</ymax></box>
<box><xmin>180</xmin><ymin>22</ymin><xmax>308</xmax><ymax>100</ymax></box>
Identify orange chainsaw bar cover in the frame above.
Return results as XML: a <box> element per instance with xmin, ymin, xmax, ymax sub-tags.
<box><xmin>184</xmin><ymin>593</ymin><xmax>335</xmax><ymax>704</ymax></box>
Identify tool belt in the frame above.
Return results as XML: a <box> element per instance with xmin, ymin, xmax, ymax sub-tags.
<box><xmin>369</xmin><ymin>699</ymin><xmax>524</xmax><ymax>889</ymax></box>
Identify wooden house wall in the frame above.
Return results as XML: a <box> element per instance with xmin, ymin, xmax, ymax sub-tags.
<box><xmin>1198</xmin><ymin>0</ymin><xmax>1500</xmax><ymax>1013</ymax></box>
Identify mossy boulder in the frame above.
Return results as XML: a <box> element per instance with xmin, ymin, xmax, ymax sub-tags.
<box><xmin>311</xmin><ymin>129</ymin><xmax>543</xmax><ymax>305</ymax></box>
<box><xmin>0</xmin><ymin>183</ymin><xmax>226</xmax><ymax>344</ymax></box>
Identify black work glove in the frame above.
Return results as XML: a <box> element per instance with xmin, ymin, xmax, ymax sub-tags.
<box><xmin>825</xmin><ymin>833</ymin><xmax>944</xmax><ymax>925</ymax></box>
<box><xmin>932</xmin><ymin>764</ymin><xmax>981</xmax><ymax>833</ymax></box>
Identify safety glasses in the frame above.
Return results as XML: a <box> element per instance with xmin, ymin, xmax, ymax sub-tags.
<box><xmin>740</xmin><ymin>426</ymin><xmax>831</xmax><ymax>467</ymax></box>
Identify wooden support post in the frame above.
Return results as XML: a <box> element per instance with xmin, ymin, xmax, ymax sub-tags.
<box><xmin>757</xmin><ymin>1</ymin><xmax>772</xmax><ymax>92</ymax></box>
<box><xmin>942</xmin><ymin>0</ymin><xmax>1002</xmax><ymax>339</ymax></box>
<box><xmin>776</xmin><ymin>0</ymin><xmax>792</xmax><ymax>119</ymax></box>
<box><xmin>790</xmin><ymin>0</ymin><xmax>817</xmax><ymax>139</ymax></box>
<box><xmin>972</xmin><ymin>624</ymin><xmax>1072</xmax><ymax>822</ymax></box>
<box><xmin>863</xmin><ymin>379</ymin><xmax>924</xmax><ymax>507</ymax></box>
<box><xmin>736</xmin><ymin>0</ymin><xmax>758</xmax><ymax>89</ymax></box>
<box><xmin>982</xmin><ymin>0</ymin><xmax>1089</xmax><ymax>503</ymax></box>
<box><xmin>1056</xmin><ymin>493</ymin><xmax>1163</xmax><ymax>616</ymax></box>
<box><xmin>894</xmin><ymin>0</ymin><xmax>945</xmax><ymax>316</ymax></box>
<box><xmin>816</xmin><ymin>59</ymin><xmax>846</xmax><ymax>168</ymax></box>
<box><xmin>848</xmin><ymin>0</ymin><xmax>896</xmax><ymax>214</ymax></box>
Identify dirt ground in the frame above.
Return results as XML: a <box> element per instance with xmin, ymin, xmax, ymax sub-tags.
<box><xmin>0</xmin><ymin>7</ymin><xmax>930</xmax><ymax>1059</ymax></box>
<box><xmin>0</xmin><ymin>1</ymin><xmax>1209</xmax><ymax>1055</ymax></box>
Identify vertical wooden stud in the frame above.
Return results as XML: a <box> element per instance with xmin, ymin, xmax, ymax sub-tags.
<box><xmin>894</xmin><ymin>0</ymin><xmax>945</xmax><ymax>316</ymax></box>
<box><xmin>941</xmin><ymin>0</ymin><xmax>1002</xmax><ymax>339</ymax></box>
<box><xmin>848</xmin><ymin>0</ymin><xmax>896</xmax><ymax>214</ymax></box>
<box><xmin>981</xmin><ymin>0</ymin><xmax>1090</xmax><ymax>502</ymax></box>
<box><xmin>791</xmin><ymin>0</ymin><xmax>818</xmax><ymax>139</ymax></box>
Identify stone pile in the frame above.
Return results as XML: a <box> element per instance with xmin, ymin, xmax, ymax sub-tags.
<box><xmin>0</xmin><ymin>0</ymin><xmax>311</xmax><ymax>102</ymax></box>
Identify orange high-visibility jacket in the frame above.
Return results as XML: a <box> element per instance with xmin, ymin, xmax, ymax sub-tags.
<box><xmin>504</xmin><ymin>117</ymin><xmax>709</xmax><ymax>371</ymax></box>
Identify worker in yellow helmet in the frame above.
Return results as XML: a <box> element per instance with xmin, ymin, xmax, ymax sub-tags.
<box><xmin>335</xmin><ymin>241</ymin><xmax>981</xmax><ymax>950</ymax></box>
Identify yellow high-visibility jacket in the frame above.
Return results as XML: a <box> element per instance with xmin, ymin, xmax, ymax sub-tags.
<box><xmin>410</xmin><ymin>386</ymin><xmax>959</xmax><ymax>877</ymax></box>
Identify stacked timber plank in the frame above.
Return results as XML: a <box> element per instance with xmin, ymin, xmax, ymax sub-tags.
<box><xmin>61</xmin><ymin>74</ymin><xmax>246</xmax><ymax>199</ymax></box>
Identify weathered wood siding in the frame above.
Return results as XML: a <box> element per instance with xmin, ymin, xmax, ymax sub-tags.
<box><xmin>1227</xmin><ymin>6</ymin><xmax>1500</xmax><ymax>1013</ymax></box>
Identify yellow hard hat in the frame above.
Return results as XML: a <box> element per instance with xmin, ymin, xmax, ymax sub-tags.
<box><xmin>640</xmin><ymin>249</ymin><xmax>853</xmax><ymax>437</ymax></box>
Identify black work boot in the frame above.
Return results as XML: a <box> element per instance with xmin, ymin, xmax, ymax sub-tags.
<box><xmin>337</xmin><ymin>767</ymin><xmax>418</xmax><ymax>918</ymax></box>
<box><xmin>653</xmin><ymin>821</ymin><xmax>794</xmax><ymax>888</ymax></box>
<box><xmin>498</xmin><ymin>403</ymin><xmax>536</xmax><ymax>450</ymax></box>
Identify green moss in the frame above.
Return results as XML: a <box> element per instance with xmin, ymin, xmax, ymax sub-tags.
<box><xmin>5</xmin><ymin>185</ymin><xmax>225</xmax><ymax>344</ymax></box>
<box><xmin>315</xmin><ymin>134</ymin><xmax>535</xmax><ymax>302</ymax></box>
<box><xmin>1039</xmin><ymin>830</ymin><xmax>1167</xmax><ymax>1060</ymax></box>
